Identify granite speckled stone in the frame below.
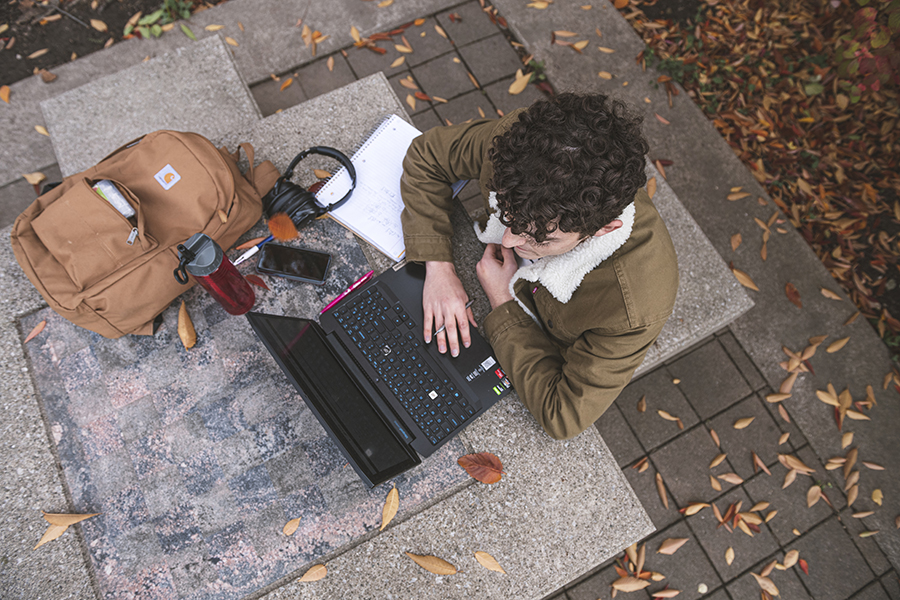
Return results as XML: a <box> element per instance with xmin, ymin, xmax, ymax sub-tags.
<box><xmin>41</xmin><ymin>35</ymin><xmax>261</xmax><ymax>177</ymax></box>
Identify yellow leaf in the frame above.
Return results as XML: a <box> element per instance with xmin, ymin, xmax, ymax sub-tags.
<box><xmin>598</xmin><ymin>46</ymin><xmax>615</xmax><ymax>53</ymax></box>
<box><xmin>614</xmin><ymin>0</ymin><xmax>629</xmax><ymax>7</ymax></box>
<box><xmin>612</xmin><ymin>576</ymin><xmax>651</xmax><ymax>591</ymax></box>
<box><xmin>380</xmin><ymin>487</ymin><xmax>399</xmax><ymax>531</ymax></box>
<box><xmin>727</xmin><ymin>191</ymin><xmax>751</xmax><ymax>201</ymax></box>
<box><xmin>725</xmin><ymin>547</ymin><xmax>735</xmax><ymax>565</ymax></box>
<box><xmin>414</xmin><ymin>18</ymin><xmax>426</xmax><ymax>26</ymax></box>
<box><xmin>807</xmin><ymin>485</ymin><xmax>822</xmax><ymax>507</ymax></box>
<box><xmin>766</xmin><ymin>393</ymin><xmax>791</xmax><ymax>403</ymax></box>
<box><xmin>35</xmin><ymin>125</ymin><xmax>49</xmax><ymax>137</ymax></box>
<box><xmin>709</xmin><ymin>453</ymin><xmax>727</xmax><ymax>468</ymax></box>
<box><xmin>43</xmin><ymin>511</ymin><xmax>100</xmax><ymax>526</ymax></box>
<box><xmin>651</xmin><ymin>590</ymin><xmax>682</xmax><ymax>598</ymax></box>
<box><xmin>718</xmin><ymin>472</ymin><xmax>744</xmax><ymax>485</ymax></box>
<box><xmin>435</xmin><ymin>25</ymin><xmax>447</xmax><ymax>38</ymax></box>
<box><xmin>0</xmin><ymin>85</ymin><xmax>10</xmax><ymax>104</ymax></box>
<box><xmin>820</xmin><ymin>288</ymin><xmax>842</xmax><ymax>300</ymax></box>
<box><xmin>225</xmin><ymin>37</ymin><xmax>239</xmax><ymax>47</ymax></box>
<box><xmin>160</xmin><ymin>23</ymin><xmax>175</xmax><ymax>32</ymax></box>
<box><xmin>283</xmin><ymin>517</ymin><xmax>301</xmax><ymax>536</ymax></box>
<box><xmin>350</xmin><ymin>25</ymin><xmax>361</xmax><ymax>43</ymax></box>
<box><xmin>826</xmin><ymin>337</ymin><xmax>849</xmax><ymax>353</ymax></box>
<box><xmin>390</xmin><ymin>56</ymin><xmax>405</xmax><ymax>68</ymax></box>
<box><xmin>205</xmin><ymin>24</ymin><xmax>225</xmax><ymax>31</ymax></box>
<box><xmin>730</xmin><ymin>266</ymin><xmax>759</xmax><ymax>291</ymax></box>
<box><xmin>710</xmin><ymin>474</ymin><xmax>721</xmax><ymax>491</ymax></box>
<box><xmin>873</xmin><ymin>489</ymin><xmax>883</xmax><ymax>505</ymax></box>
<box><xmin>299</xmin><ymin>564</ymin><xmax>327</xmax><ymax>581</ymax></box>
<box><xmin>750</xmin><ymin>502</ymin><xmax>770</xmax><ymax>512</ymax></box>
<box><xmin>313</xmin><ymin>169</ymin><xmax>331</xmax><ymax>179</ymax></box>
<box><xmin>90</xmin><ymin>19</ymin><xmax>108</xmax><ymax>32</ymax></box>
<box><xmin>751</xmin><ymin>573</ymin><xmax>779</xmax><ymax>596</ymax></box>
<box><xmin>28</xmin><ymin>48</ymin><xmax>49</xmax><ymax>59</ymax></box>
<box><xmin>528</xmin><ymin>1</ymin><xmax>550</xmax><ymax>8</ymax></box>
<box><xmin>847</xmin><ymin>485</ymin><xmax>859</xmax><ymax>506</ymax></box>
<box><xmin>0</xmin><ymin>24</ymin><xmax>7</xmax><ymax>34</ymax></box>
<box><xmin>474</xmin><ymin>551</ymin><xmax>506</xmax><ymax>573</ymax></box>
<box><xmin>554</xmin><ymin>30</ymin><xmax>578</xmax><ymax>37</ymax></box>
<box><xmin>217</xmin><ymin>209</ymin><xmax>228</xmax><ymax>224</ymax></box>
<box><xmin>327</xmin><ymin>56</ymin><xmax>334</xmax><ymax>71</ymax></box>
<box><xmin>34</xmin><ymin>524</ymin><xmax>70</xmax><ymax>549</ymax></box>
<box><xmin>598</xmin><ymin>71</ymin><xmax>613</xmax><ymax>80</ymax></box>
<box><xmin>779</xmin><ymin>432</ymin><xmax>790</xmax><ymax>445</ymax></box>
<box><xmin>647</xmin><ymin>177</ymin><xmax>657</xmax><ymax>199</ymax></box>
<box><xmin>733</xmin><ymin>417</ymin><xmax>755</xmax><ymax>429</ymax></box>
<box><xmin>573</xmin><ymin>40</ymin><xmax>589</xmax><ymax>50</ymax></box>
<box><xmin>178</xmin><ymin>301</ymin><xmax>197</xmax><ymax>349</ymax></box>
<box><xmin>684</xmin><ymin>503</ymin><xmax>709</xmax><ymax>516</ymax></box>
<box><xmin>280</xmin><ymin>78</ymin><xmax>293</xmax><ymax>91</ymax></box>
<box><xmin>395</xmin><ymin>43</ymin><xmax>413</xmax><ymax>53</ymax></box>
<box><xmin>406</xmin><ymin>94</ymin><xmax>416</xmax><ymax>111</ymax></box>
<box><xmin>378</xmin><ymin>0</ymin><xmax>394</xmax><ymax>6</ymax></box>
<box><xmin>860</xmin><ymin>530</ymin><xmax>879</xmax><ymax>538</ymax></box>
<box><xmin>656</xmin><ymin>536</ymin><xmax>688</xmax><ymax>555</ymax></box>
<box><xmin>22</xmin><ymin>171</ymin><xmax>46</xmax><ymax>186</ymax></box>
<box><xmin>846</xmin><ymin>410</ymin><xmax>870</xmax><ymax>421</ymax></box>
<box><xmin>656</xmin><ymin>472</ymin><xmax>668</xmax><ymax>509</ymax></box>
<box><xmin>405</xmin><ymin>552</ymin><xmax>457</xmax><ymax>575</ymax></box>
<box><xmin>508</xmin><ymin>70</ymin><xmax>531</xmax><ymax>95</ymax></box>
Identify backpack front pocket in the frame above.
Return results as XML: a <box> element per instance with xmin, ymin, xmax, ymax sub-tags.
<box><xmin>31</xmin><ymin>178</ymin><xmax>158</xmax><ymax>291</ymax></box>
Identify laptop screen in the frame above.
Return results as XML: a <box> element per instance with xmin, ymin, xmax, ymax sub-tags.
<box><xmin>247</xmin><ymin>313</ymin><xmax>418</xmax><ymax>485</ymax></box>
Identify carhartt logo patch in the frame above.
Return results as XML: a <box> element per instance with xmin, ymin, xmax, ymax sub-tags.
<box><xmin>154</xmin><ymin>164</ymin><xmax>181</xmax><ymax>190</ymax></box>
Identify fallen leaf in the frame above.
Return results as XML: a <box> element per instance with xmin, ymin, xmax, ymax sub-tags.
<box><xmin>751</xmin><ymin>572</ymin><xmax>779</xmax><ymax>596</ymax></box>
<box><xmin>313</xmin><ymin>169</ymin><xmax>332</xmax><ymax>179</ymax></box>
<box><xmin>780</xmin><ymin>372</ymin><xmax>798</xmax><ymax>394</ymax></box>
<box><xmin>781</xmin><ymin>454</ymin><xmax>815</xmax><ymax>474</ymax></box>
<box><xmin>845</xmin><ymin>410</ymin><xmax>870</xmax><ymax>421</ymax></box>
<box><xmin>598</xmin><ymin>46</ymin><xmax>615</xmax><ymax>53</ymax></box>
<box><xmin>750</xmin><ymin>502</ymin><xmax>770</xmax><ymax>512</ymax></box>
<box><xmin>761</xmin><ymin>559</ymin><xmax>778</xmax><ymax>577</ymax></box>
<box><xmin>22</xmin><ymin>171</ymin><xmax>46</xmax><ymax>186</ymax></box>
<box><xmin>614</xmin><ymin>0</ymin><xmax>629</xmax><ymax>7</ymax></box>
<box><xmin>731</xmin><ymin>233</ymin><xmax>742</xmax><ymax>251</ymax></box>
<box><xmin>405</xmin><ymin>552</ymin><xmax>457</xmax><ymax>575</ymax></box>
<box><xmin>23</xmin><ymin>320</ymin><xmax>47</xmax><ymax>343</ymax></box>
<box><xmin>390</xmin><ymin>56</ymin><xmax>405</xmax><ymax>68</ymax></box>
<box><xmin>709</xmin><ymin>453</ymin><xmax>727</xmax><ymax>468</ymax></box>
<box><xmin>178</xmin><ymin>301</ymin><xmax>197</xmax><ymax>349</ymax></box>
<box><xmin>27</xmin><ymin>48</ymin><xmax>49</xmax><ymax>59</ymax></box>
<box><xmin>636</xmin><ymin>542</ymin><xmax>646</xmax><ymax>575</ymax></box>
<box><xmin>710</xmin><ymin>474</ymin><xmax>722</xmax><ymax>491</ymax></box>
<box><xmin>225</xmin><ymin>37</ymin><xmax>239</xmax><ymax>47</ymax></box>
<box><xmin>710</xmin><ymin>429</ymin><xmax>720</xmax><ymax>447</ymax></box>
<box><xmin>862</xmin><ymin>461</ymin><xmax>884</xmax><ymax>470</ymax></box>
<box><xmin>727</xmin><ymin>191</ymin><xmax>752</xmax><ymax>200</ymax></box>
<box><xmin>785</xmin><ymin>283</ymin><xmax>802</xmax><ymax>308</ymax></box>
<box><xmin>283</xmin><ymin>517</ymin><xmax>301</xmax><ymax>535</ymax></box>
<box><xmin>826</xmin><ymin>337</ymin><xmax>850</xmax><ymax>353</ymax></box>
<box><xmin>598</xmin><ymin>71</ymin><xmax>613</xmax><ymax>80</ymax></box>
<box><xmin>637</xmin><ymin>395</ymin><xmax>647</xmax><ymax>412</ymax></box>
<box><xmin>844</xmin><ymin>312</ymin><xmax>860</xmax><ymax>326</ymax></box>
<box><xmin>89</xmin><ymin>18</ymin><xmax>108</xmax><ymax>32</ymax></box>
<box><xmin>753</xmin><ymin>452</ymin><xmax>772</xmax><ymax>476</ymax></box>
<box><xmin>474</xmin><ymin>551</ymin><xmax>506</xmax><ymax>573</ymax></box>
<box><xmin>651</xmin><ymin>590</ymin><xmax>681</xmax><ymax>598</ymax></box>
<box><xmin>779</xmin><ymin>432</ymin><xmax>790</xmax><ymax>445</ymax></box>
<box><xmin>268</xmin><ymin>212</ymin><xmax>298</xmax><ymax>241</ymax></box>
<box><xmin>657</xmin><ymin>409</ymin><xmax>679</xmax><ymax>422</ymax></box>
<box><xmin>656</xmin><ymin>472</ymin><xmax>669</xmax><ymax>509</ymax></box>
<box><xmin>38</xmin><ymin>69</ymin><xmax>56</xmax><ymax>83</ymax></box>
<box><xmin>217</xmin><ymin>209</ymin><xmax>228</xmax><ymax>224</ymax></box>
<box><xmin>235</xmin><ymin>236</ymin><xmax>267</xmax><ymax>250</ymax></box>
<box><xmin>731</xmin><ymin>266</ymin><xmax>759</xmax><ymax>291</ymax></box>
<box><xmin>380</xmin><ymin>486</ymin><xmax>399</xmax><ymax>531</ymax></box>
<box><xmin>378</xmin><ymin>0</ymin><xmax>393</xmax><ymax>6</ymax></box>
<box><xmin>299</xmin><ymin>564</ymin><xmax>327</xmax><ymax>581</ymax></box>
<box><xmin>327</xmin><ymin>56</ymin><xmax>334</xmax><ymax>71</ymax></box>
<box><xmin>725</xmin><ymin>546</ymin><xmax>735</xmax><ymax>565</ymax></box>
<box><xmin>718</xmin><ymin>472</ymin><xmax>744</xmax><ymax>485</ymax></box>
<box><xmin>181</xmin><ymin>23</ymin><xmax>197</xmax><ymax>40</ymax></box>
<box><xmin>820</xmin><ymin>288</ymin><xmax>842</xmax><ymax>300</ymax></box>
<box><xmin>807</xmin><ymin>485</ymin><xmax>822</xmax><ymax>507</ymax></box>
<box><xmin>733</xmin><ymin>417</ymin><xmax>755</xmax><ymax>429</ymax></box>
<box><xmin>647</xmin><ymin>177</ymin><xmax>657</xmax><ymax>199</ymax></box>
<box><xmin>612</xmin><ymin>576</ymin><xmax>651</xmax><ymax>591</ymax></box>
<box><xmin>766</xmin><ymin>510</ymin><xmax>777</xmax><ymax>522</ymax></box>
<box><xmin>782</xmin><ymin>549</ymin><xmax>799</xmax><ymax>569</ymax></box>
<box><xmin>244</xmin><ymin>274</ymin><xmax>270</xmax><ymax>290</ymax></box>
<box><xmin>573</xmin><ymin>40</ymin><xmax>590</xmax><ymax>51</ymax></box>
<box><xmin>35</xmin><ymin>125</ymin><xmax>49</xmax><ymax>137</ymax></box>
<box><xmin>350</xmin><ymin>25</ymin><xmax>361</xmax><ymax>43</ymax></box>
<box><xmin>655</xmin><ymin>113</ymin><xmax>670</xmax><ymax>125</ymax></box>
<box><xmin>280</xmin><ymin>78</ymin><xmax>294</xmax><ymax>91</ymax></box>
<box><xmin>35</xmin><ymin>512</ymin><xmax>99</xmax><ymax>549</ymax></box>
<box><xmin>205</xmin><ymin>24</ymin><xmax>225</xmax><ymax>31</ymax></box>
<box><xmin>434</xmin><ymin>24</ymin><xmax>447</xmax><ymax>38</ymax></box>
<box><xmin>457</xmin><ymin>452</ymin><xmax>503</xmax><ymax>484</ymax></box>
<box><xmin>766</xmin><ymin>393</ymin><xmax>791</xmax><ymax>403</ymax></box>
<box><xmin>406</xmin><ymin>94</ymin><xmax>416</xmax><ymax>110</ymax></box>
<box><xmin>872</xmin><ymin>489</ymin><xmax>883</xmax><ymax>506</ymax></box>
<box><xmin>778</xmin><ymin>404</ymin><xmax>791</xmax><ymax>423</ymax></box>
<box><xmin>0</xmin><ymin>85</ymin><xmax>9</xmax><ymax>104</ymax></box>
<box><xmin>683</xmin><ymin>503</ymin><xmax>709</xmax><ymax>516</ymax></box>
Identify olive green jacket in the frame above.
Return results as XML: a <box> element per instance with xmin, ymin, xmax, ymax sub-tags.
<box><xmin>400</xmin><ymin>111</ymin><xmax>679</xmax><ymax>440</ymax></box>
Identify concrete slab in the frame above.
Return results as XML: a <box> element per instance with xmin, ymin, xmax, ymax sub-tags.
<box><xmin>41</xmin><ymin>35</ymin><xmax>260</xmax><ymax>177</ymax></box>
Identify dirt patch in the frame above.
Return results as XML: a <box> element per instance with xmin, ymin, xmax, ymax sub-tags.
<box><xmin>1</xmin><ymin>0</ymin><xmax>184</xmax><ymax>87</ymax></box>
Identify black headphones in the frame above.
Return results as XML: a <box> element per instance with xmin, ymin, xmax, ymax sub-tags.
<box><xmin>262</xmin><ymin>146</ymin><xmax>357</xmax><ymax>229</ymax></box>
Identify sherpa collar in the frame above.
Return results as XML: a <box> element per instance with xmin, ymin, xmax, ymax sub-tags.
<box><xmin>475</xmin><ymin>192</ymin><xmax>635</xmax><ymax>313</ymax></box>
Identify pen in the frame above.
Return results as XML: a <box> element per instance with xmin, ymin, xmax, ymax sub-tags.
<box><xmin>433</xmin><ymin>300</ymin><xmax>475</xmax><ymax>336</ymax></box>
<box><xmin>320</xmin><ymin>270</ymin><xmax>375</xmax><ymax>314</ymax></box>
<box><xmin>234</xmin><ymin>235</ymin><xmax>274</xmax><ymax>266</ymax></box>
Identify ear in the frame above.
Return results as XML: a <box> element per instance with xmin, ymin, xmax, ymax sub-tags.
<box><xmin>593</xmin><ymin>219</ymin><xmax>623</xmax><ymax>237</ymax></box>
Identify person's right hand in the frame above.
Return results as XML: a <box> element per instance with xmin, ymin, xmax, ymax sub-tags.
<box><xmin>423</xmin><ymin>261</ymin><xmax>477</xmax><ymax>357</ymax></box>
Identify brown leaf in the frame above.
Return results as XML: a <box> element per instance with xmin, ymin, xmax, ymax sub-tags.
<box><xmin>683</xmin><ymin>503</ymin><xmax>709</xmax><ymax>516</ymax></box>
<box><xmin>217</xmin><ymin>209</ymin><xmax>228</xmax><ymax>224</ymax></box>
<box><xmin>283</xmin><ymin>517</ymin><xmax>301</xmax><ymax>536</ymax></box>
<box><xmin>821</xmin><ymin>288</ymin><xmax>842</xmax><ymax>300</ymax></box>
<box><xmin>807</xmin><ymin>485</ymin><xmax>822</xmax><ymax>507</ymax></box>
<box><xmin>280</xmin><ymin>78</ymin><xmax>294</xmax><ymax>91</ymax></box>
<box><xmin>651</xmin><ymin>590</ymin><xmax>681</xmax><ymax>598</ymax></box>
<box><xmin>508</xmin><ymin>69</ymin><xmax>531</xmax><ymax>95</ymax></box>
<box><xmin>718</xmin><ymin>472</ymin><xmax>744</xmax><ymax>485</ymax></box>
<box><xmin>753</xmin><ymin>452</ymin><xmax>772</xmax><ymax>476</ymax></box>
<box><xmin>750</xmin><ymin>501</ymin><xmax>770</xmax><ymax>512</ymax></box>
<box><xmin>205</xmin><ymin>24</ymin><xmax>225</xmax><ymax>31</ymax></box>
<box><xmin>474</xmin><ymin>550</ymin><xmax>505</xmax><ymax>573</ymax></box>
<box><xmin>777</xmin><ymin>404</ymin><xmax>791</xmax><ymax>423</ymax></box>
<box><xmin>656</xmin><ymin>472</ymin><xmax>669</xmax><ymax>509</ymax></box>
<box><xmin>728</xmin><ymin>191</ymin><xmax>752</xmax><ymax>201</ymax></box>
<box><xmin>844</xmin><ymin>312</ymin><xmax>860</xmax><ymax>326</ymax></box>
<box><xmin>36</xmin><ymin>512</ymin><xmax>100</xmax><ymax>549</ymax></box>
<box><xmin>657</xmin><ymin>409</ymin><xmax>679</xmax><ymax>422</ymax></box>
<box><xmin>299</xmin><ymin>564</ymin><xmax>327</xmax><ymax>581</ymax></box>
<box><xmin>434</xmin><ymin>24</ymin><xmax>447</xmax><ymax>39</ymax></box>
<box><xmin>872</xmin><ymin>489</ymin><xmax>883</xmax><ymax>506</ymax></box>
<box><xmin>313</xmin><ymin>169</ymin><xmax>332</xmax><ymax>179</ymax></box>
<box><xmin>782</xmin><ymin>549</ymin><xmax>799</xmax><ymax>569</ymax></box>
<box><xmin>731</xmin><ymin>266</ymin><xmax>759</xmax><ymax>291</ymax></box>
<box><xmin>38</xmin><ymin>69</ymin><xmax>56</xmax><ymax>83</ymax></box>
<box><xmin>90</xmin><ymin>18</ymin><xmax>108</xmax><ymax>32</ymax></box>
<box><xmin>733</xmin><ymin>417</ymin><xmax>755</xmax><ymax>429</ymax></box>
<box><xmin>178</xmin><ymin>301</ymin><xmax>196</xmax><ymax>349</ymax></box>
<box><xmin>725</xmin><ymin>547</ymin><xmax>735</xmax><ymax>565</ymax></box>
<box><xmin>785</xmin><ymin>283</ymin><xmax>802</xmax><ymax>308</ymax></box>
<box><xmin>766</xmin><ymin>393</ymin><xmax>791</xmax><ymax>403</ymax></box>
<box><xmin>467</xmin><ymin>71</ymin><xmax>480</xmax><ymax>89</ymax></box>
<box><xmin>710</xmin><ymin>428</ymin><xmax>720</xmax><ymax>447</ymax></box>
<box><xmin>612</xmin><ymin>576</ymin><xmax>651</xmax><ymax>591</ymax></box>
<box><xmin>614</xmin><ymin>0</ymin><xmax>629</xmax><ymax>7</ymax></box>
<box><xmin>267</xmin><ymin>212</ymin><xmax>298</xmax><ymax>241</ymax></box>
<box><xmin>731</xmin><ymin>233</ymin><xmax>742</xmax><ymax>251</ymax></box>
<box><xmin>27</xmin><ymin>48</ymin><xmax>49</xmax><ymax>59</ymax></box>
<box><xmin>405</xmin><ymin>552</ymin><xmax>457</xmax><ymax>575</ymax></box>
<box><xmin>390</xmin><ymin>56</ymin><xmax>405</xmax><ymax>68</ymax></box>
<box><xmin>647</xmin><ymin>177</ymin><xmax>657</xmax><ymax>199</ymax></box>
<box><xmin>406</xmin><ymin>94</ymin><xmax>416</xmax><ymax>111</ymax></box>
<box><xmin>457</xmin><ymin>452</ymin><xmax>503</xmax><ymax>484</ymax></box>
<box><xmin>225</xmin><ymin>37</ymin><xmax>239</xmax><ymax>47</ymax></box>
<box><xmin>710</xmin><ymin>474</ymin><xmax>722</xmax><ymax>491</ymax></box>
<box><xmin>766</xmin><ymin>510</ymin><xmax>777</xmax><ymax>522</ymax></box>
<box><xmin>655</xmin><ymin>113</ymin><xmax>670</xmax><ymax>125</ymax></box>
<box><xmin>751</xmin><ymin>573</ymin><xmax>779</xmax><ymax>595</ymax></box>
<box><xmin>598</xmin><ymin>71</ymin><xmax>613</xmax><ymax>80</ymax></box>
<box><xmin>637</xmin><ymin>395</ymin><xmax>647</xmax><ymax>413</ymax></box>
<box><xmin>779</xmin><ymin>432</ymin><xmax>790</xmax><ymax>445</ymax></box>
<box><xmin>380</xmin><ymin>486</ymin><xmax>399</xmax><ymax>531</ymax></box>
<box><xmin>862</xmin><ymin>461</ymin><xmax>884</xmax><ymax>470</ymax></box>
<box><xmin>847</xmin><ymin>485</ymin><xmax>859</xmax><ymax>507</ymax></box>
<box><xmin>826</xmin><ymin>337</ymin><xmax>850</xmax><ymax>353</ymax></box>
<box><xmin>709</xmin><ymin>453</ymin><xmax>727</xmax><ymax>469</ymax></box>
<box><xmin>760</xmin><ymin>559</ymin><xmax>778</xmax><ymax>577</ymax></box>
<box><xmin>23</xmin><ymin>320</ymin><xmax>46</xmax><ymax>343</ymax></box>
<box><xmin>780</xmin><ymin>372</ymin><xmax>798</xmax><ymax>394</ymax></box>
<box><xmin>34</xmin><ymin>524</ymin><xmax>69</xmax><ymax>549</ymax></box>
<box><xmin>0</xmin><ymin>85</ymin><xmax>10</xmax><ymax>104</ymax></box>
<box><xmin>636</xmin><ymin>542</ymin><xmax>646</xmax><ymax>575</ymax></box>
<box><xmin>235</xmin><ymin>236</ymin><xmax>267</xmax><ymax>250</ymax></box>
<box><xmin>781</xmin><ymin>454</ymin><xmax>815</xmax><ymax>474</ymax></box>
<box><xmin>326</xmin><ymin>56</ymin><xmax>334</xmax><ymax>72</ymax></box>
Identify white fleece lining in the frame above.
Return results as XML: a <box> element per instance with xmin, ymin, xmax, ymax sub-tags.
<box><xmin>474</xmin><ymin>191</ymin><xmax>636</xmax><ymax>322</ymax></box>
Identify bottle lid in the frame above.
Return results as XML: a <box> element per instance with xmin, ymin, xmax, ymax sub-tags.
<box><xmin>180</xmin><ymin>233</ymin><xmax>223</xmax><ymax>277</ymax></box>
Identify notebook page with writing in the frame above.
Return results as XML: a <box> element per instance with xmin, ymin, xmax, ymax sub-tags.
<box><xmin>316</xmin><ymin>115</ymin><xmax>422</xmax><ymax>261</ymax></box>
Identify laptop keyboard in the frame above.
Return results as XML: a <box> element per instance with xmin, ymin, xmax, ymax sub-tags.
<box><xmin>333</xmin><ymin>287</ymin><xmax>478</xmax><ymax>445</ymax></box>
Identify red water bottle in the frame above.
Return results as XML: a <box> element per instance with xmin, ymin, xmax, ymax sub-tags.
<box><xmin>174</xmin><ymin>233</ymin><xmax>255</xmax><ymax>315</ymax></box>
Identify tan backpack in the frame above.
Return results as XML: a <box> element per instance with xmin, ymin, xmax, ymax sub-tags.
<box><xmin>10</xmin><ymin>130</ymin><xmax>279</xmax><ymax>338</ymax></box>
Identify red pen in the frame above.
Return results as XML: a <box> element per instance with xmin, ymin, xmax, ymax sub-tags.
<box><xmin>320</xmin><ymin>270</ymin><xmax>374</xmax><ymax>314</ymax></box>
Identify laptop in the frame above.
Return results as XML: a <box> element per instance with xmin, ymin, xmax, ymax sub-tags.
<box><xmin>246</xmin><ymin>261</ymin><xmax>511</xmax><ymax>487</ymax></box>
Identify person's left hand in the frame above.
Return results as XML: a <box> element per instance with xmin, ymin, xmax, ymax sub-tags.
<box><xmin>476</xmin><ymin>243</ymin><xmax>517</xmax><ymax>309</ymax></box>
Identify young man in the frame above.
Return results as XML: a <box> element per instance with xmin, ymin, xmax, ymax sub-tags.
<box><xmin>400</xmin><ymin>93</ymin><xmax>678</xmax><ymax>440</ymax></box>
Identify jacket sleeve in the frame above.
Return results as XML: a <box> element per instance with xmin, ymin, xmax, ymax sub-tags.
<box><xmin>400</xmin><ymin>118</ymin><xmax>501</xmax><ymax>263</ymax></box>
<box><xmin>482</xmin><ymin>299</ymin><xmax>665</xmax><ymax>440</ymax></box>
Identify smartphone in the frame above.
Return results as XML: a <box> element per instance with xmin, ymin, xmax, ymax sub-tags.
<box><xmin>256</xmin><ymin>243</ymin><xmax>332</xmax><ymax>285</ymax></box>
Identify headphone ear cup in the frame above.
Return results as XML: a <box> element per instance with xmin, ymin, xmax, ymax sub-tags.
<box><xmin>286</xmin><ymin>190</ymin><xmax>319</xmax><ymax>229</ymax></box>
<box><xmin>265</xmin><ymin>181</ymin><xmax>302</xmax><ymax>218</ymax></box>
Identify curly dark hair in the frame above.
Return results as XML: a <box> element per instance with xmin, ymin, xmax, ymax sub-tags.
<box><xmin>488</xmin><ymin>93</ymin><xmax>649</xmax><ymax>242</ymax></box>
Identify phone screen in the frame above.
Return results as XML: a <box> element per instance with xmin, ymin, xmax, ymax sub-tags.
<box><xmin>257</xmin><ymin>244</ymin><xmax>331</xmax><ymax>284</ymax></box>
